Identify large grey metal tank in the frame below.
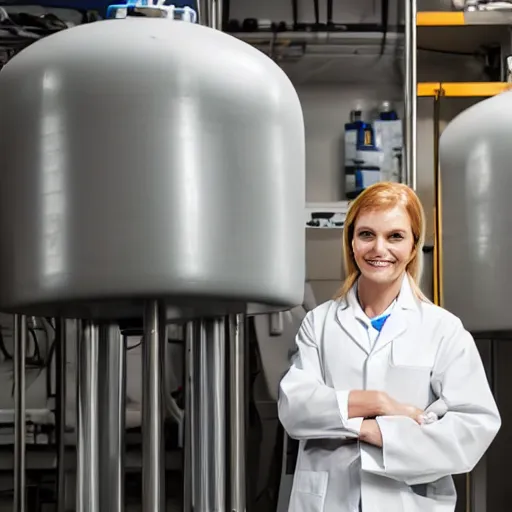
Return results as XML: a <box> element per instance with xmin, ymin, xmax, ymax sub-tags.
<box><xmin>0</xmin><ymin>17</ymin><xmax>305</xmax><ymax>319</ymax></box>
<box><xmin>440</xmin><ymin>90</ymin><xmax>512</xmax><ymax>332</ymax></box>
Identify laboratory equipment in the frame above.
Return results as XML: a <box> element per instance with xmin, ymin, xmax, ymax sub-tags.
<box><xmin>0</xmin><ymin>1</ymin><xmax>306</xmax><ymax>511</ymax></box>
<box><xmin>373</xmin><ymin>101</ymin><xmax>403</xmax><ymax>183</ymax></box>
<box><xmin>344</xmin><ymin>108</ymin><xmax>383</xmax><ymax>198</ymax></box>
<box><xmin>440</xmin><ymin>89</ymin><xmax>512</xmax><ymax>332</ymax></box>
<box><xmin>344</xmin><ymin>108</ymin><xmax>370</xmax><ymax>198</ymax></box>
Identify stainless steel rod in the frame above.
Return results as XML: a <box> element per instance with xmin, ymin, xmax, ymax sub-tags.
<box><xmin>211</xmin><ymin>0</ymin><xmax>222</xmax><ymax>30</ymax></box>
<box><xmin>198</xmin><ymin>0</ymin><xmax>221</xmax><ymax>29</ymax></box>
<box><xmin>183</xmin><ymin>322</ymin><xmax>195</xmax><ymax>512</ymax></box>
<box><xmin>55</xmin><ymin>318</ymin><xmax>66</xmax><ymax>512</ymax></box>
<box><xmin>14</xmin><ymin>314</ymin><xmax>26</xmax><ymax>512</ymax></box>
<box><xmin>404</xmin><ymin>0</ymin><xmax>417</xmax><ymax>189</ymax></box>
<box><xmin>229</xmin><ymin>314</ymin><xmax>246</xmax><ymax>512</ymax></box>
<box><xmin>76</xmin><ymin>321</ymin><xmax>100</xmax><ymax>512</ymax></box>
<box><xmin>98</xmin><ymin>324</ymin><xmax>126</xmax><ymax>512</ymax></box>
<box><xmin>142</xmin><ymin>301</ymin><xmax>165</xmax><ymax>512</ymax></box>
<box><xmin>211</xmin><ymin>318</ymin><xmax>226</xmax><ymax>512</ymax></box>
<box><xmin>197</xmin><ymin>320</ymin><xmax>211</xmax><ymax>512</ymax></box>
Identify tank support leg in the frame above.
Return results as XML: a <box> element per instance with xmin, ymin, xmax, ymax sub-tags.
<box><xmin>98</xmin><ymin>324</ymin><xmax>126</xmax><ymax>512</ymax></box>
<box><xmin>142</xmin><ymin>300</ymin><xmax>166</xmax><ymax>511</ymax></box>
<box><xmin>76</xmin><ymin>321</ymin><xmax>100</xmax><ymax>512</ymax></box>
<box><xmin>184</xmin><ymin>315</ymin><xmax>246</xmax><ymax>512</ymax></box>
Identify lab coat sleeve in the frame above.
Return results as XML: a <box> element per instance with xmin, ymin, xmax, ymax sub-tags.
<box><xmin>278</xmin><ymin>311</ymin><xmax>364</xmax><ymax>440</ymax></box>
<box><xmin>360</xmin><ymin>319</ymin><xmax>501</xmax><ymax>486</ymax></box>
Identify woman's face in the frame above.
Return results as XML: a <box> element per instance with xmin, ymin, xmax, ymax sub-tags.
<box><xmin>352</xmin><ymin>205</ymin><xmax>415</xmax><ymax>286</ymax></box>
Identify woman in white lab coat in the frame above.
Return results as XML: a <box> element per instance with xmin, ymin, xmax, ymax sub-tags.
<box><xmin>278</xmin><ymin>182</ymin><xmax>501</xmax><ymax>512</ymax></box>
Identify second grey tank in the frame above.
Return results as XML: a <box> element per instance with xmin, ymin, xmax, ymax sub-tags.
<box><xmin>440</xmin><ymin>90</ymin><xmax>512</xmax><ymax>332</ymax></box>
<box><xmin>0</xmin><ymin>17</ymin><xmax>305</xmax><ymax>318</ymax></box>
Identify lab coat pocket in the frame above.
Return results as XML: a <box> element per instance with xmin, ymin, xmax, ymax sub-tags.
<box><xmin>401</xmin><ymin>483</ymin><xmax>455</xmax><ymax>512</ymax></box>
<box><xmin>386</xmin><ymin>342</ymin><xmax>434</xmax><ymax>409</ymax></box>
<box><xmin>289</xmin><ymin>470</ymin><xmax>329</xmax><ymax>512</ymax></box>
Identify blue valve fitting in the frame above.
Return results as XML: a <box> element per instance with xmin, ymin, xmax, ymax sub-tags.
<box><xmin>106</xmin><ymin>1</ymin><xmax>197</xmax><ymax>22</ymax></box>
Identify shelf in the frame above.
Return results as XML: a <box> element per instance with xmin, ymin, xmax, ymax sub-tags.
<box><xmin>232</xmin><ymin>31</ymin><xmax>403</xmax><ymax>85</ymax></box>
<box><xmin>305</xmin><ymin>201</ymin><xmax>348</xmax><ymax>229</ymax></box>
<box><xmin>417</xmin><ymin>11</ymin><xmax>512</xmax><ymax>54</ymax></box>
<box><xmin>418</xmin><ymin>82</ymin><xmax>512</xmax><ymax>97</ymax></box>
<box><xmin>417</xmin><ymin>10</ymin><xmax>512</xmax><ymax>26</ymax></box>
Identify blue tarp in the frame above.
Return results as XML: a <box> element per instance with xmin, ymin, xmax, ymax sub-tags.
<box><xmin>0</xmin><ymin>0</ymin><xmax>197</xmax><ymax>16</ymax></box>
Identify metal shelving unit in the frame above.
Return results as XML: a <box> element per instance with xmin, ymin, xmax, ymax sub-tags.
<box><xmin>413</xmin><ymin>9</ymin><xmax>512</xmax><ymax>512</ymax></box>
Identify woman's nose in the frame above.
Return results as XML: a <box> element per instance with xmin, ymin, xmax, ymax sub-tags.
<box><xmin>372</xmin><ymin>236</ymin><xmax>387</xmax><ymax>253</ymax></box>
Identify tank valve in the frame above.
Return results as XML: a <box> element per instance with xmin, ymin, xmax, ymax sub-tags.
<box><xmin>106</xmin><ymin>0</ymin><xmax>197</xmax><ymax>22</ymax></box>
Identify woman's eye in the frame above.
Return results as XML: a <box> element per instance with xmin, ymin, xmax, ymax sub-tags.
<box><xmin>389</xmin><ymin>233</ymin><xmax>404</xmax><ymax>240</ymax></box>
<box><xmin>358</xmin><ymin>231</ymin><xmax>373</xmax><ymax>238</ymax></box>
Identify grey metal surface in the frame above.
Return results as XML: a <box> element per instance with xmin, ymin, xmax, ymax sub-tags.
<box><xmin>142</xmin><ymin>301</ymin><xmax>165</xmax><ymax>512</ymax></box>
<box><xmin>464</xmin><ymin>10</ymin><xmax>512</xmax><ymax>25</ymax></box>
<box><xmin>196</xmin><ymin>320</ymin><xmax>212</xmax><ymax>512</ymax></box>
<box><xmin>14</xmin><ymin>314</ymin><xmax>26</xmax><ymax>512</ymax></box>
<box><xmin>0</xmin><ymin>18</ymin><xmax>305</xmax><ymax>318</ymax></box>
<box><xmin>76</xmin><ymin>321</ymin><xmax>100</xmax><ymax>512</ymax></box>
<box><xmin>404</xmin><ymin>0</ymin><xmax>417</xmax><ymax>188</ymax></box>
<box><xmin>198</xmin><ymin>0</ymin><xmax>222</xmax><ymax>29</ymax></box>
<box><xmin>439</xmin><ymin>90</ymin><xmax>512</xmax><ymax>331</ymax></box>
<box><xmin>183</xmin><ymin>322</ymin><xmax>195</xmax><ymax>512</ymax></box>
<box><xmin>186</xmin><ymin>318</ymin><xmax>229</xmax><ymax>512</ymax></box>
<box><xmin>211</xmin><ymin>318</ymin><xmax>226</xmax><ymax>512</ymax></box>
<box><xmin>229</xmin><ymin>314</ymin><xmax>246</xmax><ymax>512</ymax></box>
<box><xmin>98</xmin><ymin>324</ymin><xmax>126</xmax><ymax>512</ymax></box>
<box><xmin>55</xmin><ymin>318</ymin><xmax>66</xmax><ymax>512</ymax></box>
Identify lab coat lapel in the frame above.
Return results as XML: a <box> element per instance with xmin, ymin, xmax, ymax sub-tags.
<box><xmin>372</xmin><ymin>275</ymin><xmax>420</xmax><ymax>355</ymax></box>
<box><xmin>336</xmin><ymin>288</ymin><xmax>370</xmax><ymax>355</ymax></box>
<box><xmin>371</xmin><ymin>309</ymin><xmax>408</xmax><ymax>354</ymax></box>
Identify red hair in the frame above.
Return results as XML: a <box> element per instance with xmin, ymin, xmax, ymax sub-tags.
<box><xmin>334</xmin><ymin>182</ymin><xmax>428</xmax><ymax>301</ymax></box>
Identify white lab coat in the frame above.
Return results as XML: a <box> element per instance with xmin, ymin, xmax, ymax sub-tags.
<box><xmin>278</xmin><ymin>275</ymin><xmax>501</xmax><ymax>512</ymax></box>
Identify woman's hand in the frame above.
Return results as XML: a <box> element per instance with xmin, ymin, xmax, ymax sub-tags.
<box><xmin>360</xmin><ymin>419</ymin><xmax>383</xmax><ymax>447</ymax></box>
<box><xmin>347</xmin><ymin>390</ymin><xmax>424</xmax><ymax>423</ymax></box>
<box><xmin>380</xmin><ymin>393</ymin><xmax>424</xmax><ymax>424</ymax></box>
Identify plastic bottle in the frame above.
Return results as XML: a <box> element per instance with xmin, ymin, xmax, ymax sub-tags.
<box><xmin>344</xmin><ymin>108</ymin><xmax>374</xmax><ymax>198</ymax></box>
<box><xmin>373</xmin><ymin>101</ymin><xmax>403</xmax><ymax>183</ymax></box>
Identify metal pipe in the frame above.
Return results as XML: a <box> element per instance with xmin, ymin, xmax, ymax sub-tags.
<box><xmin>198</xmin><ymin>0</ymin><xmax>221</xmax><ymax>29</ymax></box>
<box><xmin>76</xmin><ymin>321</ymin><xmax>100</xmax><ymax>512</ymax></box>
<box><xmin>229</xmin><ymin>314</ymin><xmax>246</xmax><ymax>512</ymax></box>
<box><xmin>211</xmin><ymin>0</ymin><xmax>222</xmax><ymax>30</ymax></box>
<box><xmin>98</xmin><ymin>324</ymin><xmax>126</xmax><ymax>512</ymax></box>
<box><xmin>196</xmin><ymin>320</ymin><xmax>211</xmax><ymax>512</ymax></box>
<box><xmin>404</xmin><ymin>0</ymin><xmax>417</xmax><ymax>189</ymax></box>
<box><xmin>55</xmin><ymin>318</ymin><xmax>67</xmax><ymax>512</ymax></box>
<box><xmin>183</xmin><ymin>322</ymin><xmax>195</xmax><ymax>512</ymax></box>
<box><xmin>14</xmin><ymin>314</ymin><xmax>26</xmax><ymax>512</ymax></box>
<box><xmin>211</xmin><ymin>318</ymin><xmax>226</xmax><ymax>512</ymax></box>
<box><xmin>142</xmin><ymin>301</ymin><xmax>165</xmax><ymax>512</ymax></box>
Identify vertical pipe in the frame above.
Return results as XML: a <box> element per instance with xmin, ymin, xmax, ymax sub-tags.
<box><xmin>211</xmin><ymin>0</ymin><xmax>222</xmax><ymax>30</ymax></box>
<box><xmin>55</xmin><ymin>318</ymin><xmax>67</xmax><ymax>512</ymax></box>
<box><xmin>211</xmin><ymin>318</ymin><xmax>226</xmax><ymax>512</ymax></box>
<box><xmin>98</xmin><ymin>324</ymin><xmax>126</xmax><ymax>512</ymax></box>
<box><xmin>197</xmin><ymin>0</ymin><xmax>209</xmax><ymax>26</ymax></box>
<box><xmin>183</xmin><ymin>322</ymin><xmax>195</xmax><ymax>512</ymax></box>
<box><xmin>432</xmin><ymin>93</ymin><xmax>442</xmax><ymax>308</ymax></box>
<box><xmin>229</xmin><ymin>314</ymin><xmax>246</xmax><ymax>512</ymax></box>
<box><xmin>14</xmin><ymin>314</ymin><xmax>26</xmax><ymax>512</ymax></box>
<box><xmin>142</xmin><ymin>301</ymin><xmax>165</xmax><ymax>512</ymax></box>
<box><xmin>197</xmin><ymin>0</ymin><xmax>221</xmax><ymax>29</ymax></box>
<box><xmin>76</xmin><ymin>321</ymin><xmax>100</xmax><ymax>512</ymax></box>
<box><xmin>197</xmin><ymin>320</ymin><xmax>211</xmax><ymax>512</ymax></box>
<box><xmin>404</xmin><ymin>0</ymin><xmax>417</xmax><ymax>189</ymax></box>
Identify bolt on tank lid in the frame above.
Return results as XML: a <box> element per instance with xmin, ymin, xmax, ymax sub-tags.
<box><xmin>106</xmin><ymin>0</ymin><xmax>197</xmax><ymax>22</ymax></box>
